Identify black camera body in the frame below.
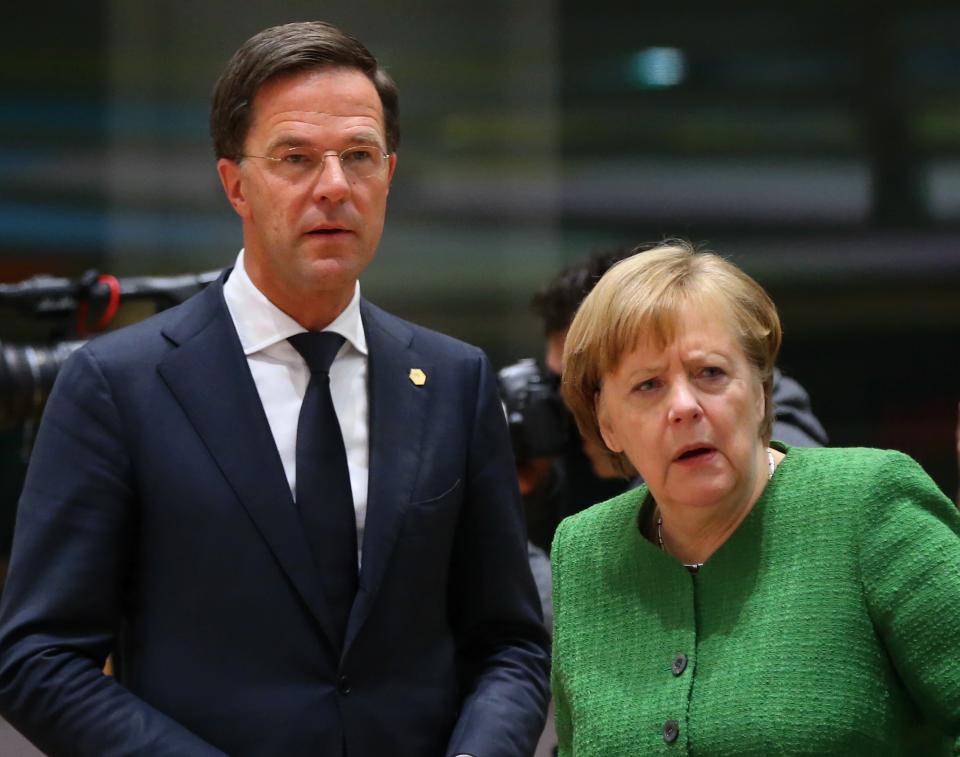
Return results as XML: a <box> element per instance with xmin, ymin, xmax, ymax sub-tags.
<box><xmin>497</xmin><ymin>358</ymin><xmax>569</xmax><ymax>462</ymax></box>
<box><xmin>0</xmin><ymin>269</ymin><xmax>218</xmax><ymax>430</ymax></box>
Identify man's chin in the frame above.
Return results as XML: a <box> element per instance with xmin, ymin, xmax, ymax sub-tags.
<box><xmin>299</xmin><ymin>255</ymin><xmax>370</xmax><ymax>290</ymax></box>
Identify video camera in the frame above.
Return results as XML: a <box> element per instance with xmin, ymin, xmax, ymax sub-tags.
<box><xmin>0</xmin><ymin>269</ymin><xmax>219</xmax><ymax>431</ymax></box>
<box><xmin>497</xmin><ymin>358</ymin><xmax>569</xmax><ymax>462</ymax></box>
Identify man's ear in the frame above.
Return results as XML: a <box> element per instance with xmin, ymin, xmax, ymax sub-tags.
<box><xmin>385</xmin><ymin>153</ymin><xmax>398</xmax><ymax>192</ymax></box>
<box><xmin>217</xmin><ymin>158</ymin><xmax>248</xmax><ymax>218</ymax></box>
<box><xmin>596</xmin><ymin>390</ymin><xmax>623</xmax><ymax>453</ymax></box>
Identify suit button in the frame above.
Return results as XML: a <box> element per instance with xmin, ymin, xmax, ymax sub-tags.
<box><xmin>663</xmin><ymin>720</ymin><xmax>679</xmax><ymax>743</ymax></box>
<box><xmin>671</xmin><ymin>653</ymin><xmax>688</xmax><ymax>676</ymax></box>
<box><xmin>338</xmin><ymin>676</ymin><xmax>351</xmax><ymax>695</ymax></box>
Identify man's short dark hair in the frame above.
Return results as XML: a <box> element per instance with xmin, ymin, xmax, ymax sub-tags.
<box><xmin>532</xmin><ymin>246</ymin><xmax>638</xmax><ymax>336</ymax></box>
<box><xmin>210</xmin><ymin>21</ymin><xmax>400</xmax><ymax>161</ymax></box>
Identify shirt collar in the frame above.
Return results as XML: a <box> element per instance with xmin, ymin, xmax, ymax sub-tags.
<box><xmin>223</xmin><ymin>249</ymin><xmax>367</xmax><ymax>357</ymax></box>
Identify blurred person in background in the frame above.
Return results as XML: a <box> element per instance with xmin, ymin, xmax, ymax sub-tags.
<box><xmin>552</xmin><ymin>240</ymin><xmax>960</xmax><ymax>754</ymax></box>
<box><xmin>524</xmin><ymin>244</ymin><xmax>827</xmax><ymax>552</ymax></box>
<box><xmin>0</xmin><ymin>20</ymin><xmax>548</xmax><ymax>757</ymax></box>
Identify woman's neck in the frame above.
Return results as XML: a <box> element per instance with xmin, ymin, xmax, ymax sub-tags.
<box><xmin>655</xmin><ymin>446</ymin><xmax>783</xmax><ymax>566</ymax></box>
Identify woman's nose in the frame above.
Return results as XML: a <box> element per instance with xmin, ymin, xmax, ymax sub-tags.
<box><xmin>667</xmin><ymin>380</ymin><xmax>702</xmax><ymax>424</ymax></box>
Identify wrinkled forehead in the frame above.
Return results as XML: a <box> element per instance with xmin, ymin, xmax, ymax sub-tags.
<box><xmin>249</xmin><ymin>67</ymin><xmax>386</xmax><ymax>144</ymax></box>
<box><xmin>259</xmin><ymin>119</ymin><xmax>386</xmax><ymax>152</ymax></box>
<box><xmin>607</xmin><ymin>289</ymin><xmax>743</xmax><ymax>371</ymax></box>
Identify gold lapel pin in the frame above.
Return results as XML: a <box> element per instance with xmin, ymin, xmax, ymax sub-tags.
<box><xmin>408</xmin><ymin>368</ymin><xmax>427</xmax><ymax>387</ymax></box>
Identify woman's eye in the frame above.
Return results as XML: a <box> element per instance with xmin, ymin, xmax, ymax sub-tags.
<box><xmin>700</xmin><ymin>366</ymin><xmax>725</xmax><ymax>379</ymax></box>
<box><xmin>634</xmin><ymin>379</ymin><xmax>660</xmax><ymax>392</ymax></box>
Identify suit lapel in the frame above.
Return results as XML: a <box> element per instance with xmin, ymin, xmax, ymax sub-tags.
<box><xmin>344</xmin><ymin>301</ymin><xmax>431</xmax><ymax>652</ymax></box>
<box><xmin>157</xmin><ymin>276</ymin><xmax>341</xmax><ymax>650</ymax></box>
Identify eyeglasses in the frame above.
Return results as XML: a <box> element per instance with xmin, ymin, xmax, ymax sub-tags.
<box><xmin>242</xmin><ymin>145</ymin><xmax>391</xmax><ymax>181</ymax></box>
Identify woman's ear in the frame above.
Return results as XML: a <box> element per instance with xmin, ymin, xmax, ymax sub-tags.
<box><xmin>755</xmin><ymin>376</ymin><xmax>767</xmax><ymax>432</ymax></box>
<box><xmin>596</xmin><ymin>389</ymin><xmax>623</xmax><ymax>453</ymax></box>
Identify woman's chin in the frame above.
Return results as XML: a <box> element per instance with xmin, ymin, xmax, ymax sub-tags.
<box><xmin>658</xmin><ymin>479</ymin><xmax>737</xmax><ymax>511</ymax></box>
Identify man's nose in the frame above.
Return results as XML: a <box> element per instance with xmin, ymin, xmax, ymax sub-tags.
<box><xmin>311</xmin><ymin>151</ymin><xmax>350</xmax><ymax>201</ymax></box>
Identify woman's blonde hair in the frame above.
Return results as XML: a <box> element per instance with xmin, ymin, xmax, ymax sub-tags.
<box><xmin>561</xmin><ymin>240</ymin><xmax>782</xmax><ymax>476</ymax></box>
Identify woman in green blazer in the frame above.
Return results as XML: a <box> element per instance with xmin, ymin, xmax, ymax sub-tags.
<box><xmin>552</xmin><ymin>240</ymin><xmax>960</xmax><ymax>755</ymax></box>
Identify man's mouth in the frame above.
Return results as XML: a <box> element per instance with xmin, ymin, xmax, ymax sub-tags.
<box><xmin>307</xmin><ymin>228</ymin><xmax>348</xmax><ymax>235</ymax></box>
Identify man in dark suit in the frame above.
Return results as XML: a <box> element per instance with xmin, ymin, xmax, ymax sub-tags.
<box><xmin>0</xmin><ymin>21</ymin><xmax>549</xmax><ymax>757</ymax></box>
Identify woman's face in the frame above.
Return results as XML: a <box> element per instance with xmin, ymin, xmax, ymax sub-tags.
<box><xmin>596</xmin><ymin>302</ymin><xmax>766</xmax><ymax>514</ymax></box>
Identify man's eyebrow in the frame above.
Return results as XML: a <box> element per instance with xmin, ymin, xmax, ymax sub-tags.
<box><xmin>263</xmin><ymin>132</ymin><xmax>386</xmax><ymax>152</ymax></box>
<box><xmin>264</xmin><ymin>135</ymin><xmax>312</xmax><ymax>152</ymax></box>
<box><xmin>346</xmin><ymin>132</ymin><xmax>386</xmax><ymax>149</ymax></box>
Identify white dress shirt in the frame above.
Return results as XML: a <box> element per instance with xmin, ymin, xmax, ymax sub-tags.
<box><xmin>222</xmin><ymin>250</ymin><xmax>370</xmax><ymax>564</ymax></box>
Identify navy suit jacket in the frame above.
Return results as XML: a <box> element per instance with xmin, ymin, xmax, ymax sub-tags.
<box><xmin>0</xmin><ymin>273</ymin><xmax>550</xmax><ymax>756</ymax></box>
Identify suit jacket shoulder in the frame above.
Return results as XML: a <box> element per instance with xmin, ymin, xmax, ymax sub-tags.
<box><xmin>78</xmin><ymin>271</ymin><xmax>228</xmax><ymax>370</ymax></box>
<box><xmin>360</xmin><ymin>298</ymin><xmax>485</xmax><ymax>364</ymax></box>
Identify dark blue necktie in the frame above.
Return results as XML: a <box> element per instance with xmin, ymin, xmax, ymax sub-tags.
<box><xmin>288</xmin><ymin>331</ymin><xmax>357</xmax><ymax>647</ymax></box>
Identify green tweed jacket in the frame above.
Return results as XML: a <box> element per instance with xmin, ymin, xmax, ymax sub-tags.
<box><xmin>551</xmin><ymin>445</ymin><xmax>960</xmax><ymax>755</ymax></box>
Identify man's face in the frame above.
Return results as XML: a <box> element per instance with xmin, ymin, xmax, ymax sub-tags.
<box><xmin>217</xmin><ymin>67</ymin><xmax>396</xmax><ymax>326</ymax></box>
<box><xmin>545</xmin><ymin>329</ymin><xmax>567</xmax><ymax>377</ymax></box>
<box><xmin>546</xmin><ymin>327</ymin><xmax>621</xmax><ymax>480</ymax></box>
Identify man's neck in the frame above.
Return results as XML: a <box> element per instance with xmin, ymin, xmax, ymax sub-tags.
<box><xmin>280</xmin><ymin>290</ymin><xmax>354</xmax><ymax>331</ymax></box>
<box><xmin>244</xmin><ymin>260</ymin><xmax>355</xmax><ymax>331</ymax></box>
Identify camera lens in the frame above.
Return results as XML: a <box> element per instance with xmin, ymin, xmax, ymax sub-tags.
<box><xmin>0</xmin><ymin>341</ymin><xmax>83</xmax><ymax>430</ymax></box>
<box><xmin>497</xmin><ymin>358</ymin><xmax>569</xmax><ymax>462</ymax></box>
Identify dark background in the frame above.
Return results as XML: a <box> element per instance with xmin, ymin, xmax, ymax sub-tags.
<box><xmin>3</xmin><ymin>1</ymin><xmax>959</xmax><ymax>565</ymax></box>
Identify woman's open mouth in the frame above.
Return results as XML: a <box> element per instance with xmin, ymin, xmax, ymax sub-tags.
<box><xmin>675</xmin><ymin>447</ymin><xmax>715</xmax><ymax>462</ymax></box>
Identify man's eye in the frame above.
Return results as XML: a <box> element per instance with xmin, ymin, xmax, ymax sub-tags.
<box><xmin>344</xmin><ymin>148</ymin><xmax>376</xmax><ymax>163</ymax></box>
<box><xmin>282</xmin><ymin>151</ymin><xmax>314</xmax><ymax>165</ymax></box>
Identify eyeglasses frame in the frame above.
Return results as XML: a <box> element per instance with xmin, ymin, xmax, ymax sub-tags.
<box><xmin>241</xmin><ymin>145</ymin><xmax>393</xmax><ymax>180</ymax></box>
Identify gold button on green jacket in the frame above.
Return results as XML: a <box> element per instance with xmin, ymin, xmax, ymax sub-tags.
<box><xmin>551</xmin><ymin>445</ymin><xmax>960</xmax><ymax>755</ymax></box>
